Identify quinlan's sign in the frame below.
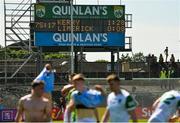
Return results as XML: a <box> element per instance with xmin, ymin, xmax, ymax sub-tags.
<box><xmin>35</xmin><ymin>32</ymin><xmax>125</xmax><ymax>47</ymax></box>
<box><xmin>35</xmin><ymin>3</ymin><xmax>125</xmax><ymax>20</ymax></box>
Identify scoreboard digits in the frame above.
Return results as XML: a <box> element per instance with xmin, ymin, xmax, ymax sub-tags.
<box><xmin>34</xmin><ymin>19</ymin><xmax>125</xmax><ymax>32</ymax></box>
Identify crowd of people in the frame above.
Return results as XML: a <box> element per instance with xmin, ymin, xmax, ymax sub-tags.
<box><xmin>159</xmin><ymin>48</ymin><xmax>177</xmax><ymax>78</ymax></box>
<box><xmin>148</xmin><ymin>47</ymin><xmax>179</xmax><ymax>78</ymax></box>
<box><xmin>13</xmin><ymin>63</ymin><xmax>180</xmax><ymax>122</ymax></box>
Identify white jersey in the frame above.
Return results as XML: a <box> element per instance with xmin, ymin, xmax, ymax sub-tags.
<box><xmin>148</xmin><ymin>90</ymin><xmax>180</xmax><ymax>122</ymax></box>
<box><xmin>107</xmin><ymin>89</ymin><xmax>138</xmax><ymax>122</ymax></box>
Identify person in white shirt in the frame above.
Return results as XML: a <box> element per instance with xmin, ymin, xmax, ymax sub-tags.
<box><xmin>102</xmin><ymin>74</ymin><xmax>138</xmax><ymax>123</ymax></box>
<box><xmin>148</xmin><ymin>90</ymin><xmax>180</xmax><ymax>122</ymax></box>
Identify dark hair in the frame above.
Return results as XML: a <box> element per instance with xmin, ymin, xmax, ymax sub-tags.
<box><xmin>31</xmin><ymin>80</ymin><xmax>44</xmax><ymax>89</ymax></box>
<box><xmin>45</xmin><ymin>63</ymin><xmax>52</xmax><ymax>70</ymax></box>
<box><xmin>106</xmin><ymin>74</ymin><xmax>120</xmax><ymax>83</ymax></box>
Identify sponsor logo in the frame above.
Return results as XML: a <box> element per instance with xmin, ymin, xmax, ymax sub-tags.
<box><xmin>114</xmin><ymin>6</ymin><xmax>124</xmax><ymax>18</ymax></box>
<box><xmin>1</xmin><ymin>110</ymin><xmax>15</xmax><ymax>121</ymax></box>
<box><xmin>36</xmin><ymin>5</ymin><xmax>46</xmax><ymax>18</ymax></box>
<box><xmin>52</xmin><ymin>5</ymin><xmax>108</xmax><ymax>16</ymax></box>
<box><xmin>53</xmin><ymin>33</ymin><xmax>108</xmax><ymax>43</ymax></box>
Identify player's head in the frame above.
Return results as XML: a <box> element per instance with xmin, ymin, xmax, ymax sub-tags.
<box><xmin>31</xmin><ymin>80</ymin><xmax>45</xmax><ymax>97</ymax></box>
<box><xmin>106</xmin><ymin>74</ymin><xmax>120</xmax><ymax>92</ymax></box>
<box><xmin>68</xmin><ymin>73</ymin><xmax>77</xmax><ymax>84</ymax></box>
<box><xmin>45</xmin><ymin>63</ymin><xmax>52</xmax><ymax>71</ymax></box>
<box><xmin>72</xmin><ymin>74</ymin><xmax>85</xmax><ymax>91</ymax></box>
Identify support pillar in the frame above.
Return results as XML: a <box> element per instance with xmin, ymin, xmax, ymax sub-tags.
<box><xmin>74</xmin><ymin>51</ymin><xmax>78</xmax><ymax>73</ymax></box>
<box><xmin>117</xmin><ymin>49</ymin><xmax>120</xmax><ymax>77</ymax></box>
<box><xmin>111</xmin><ymin>51</ymin><xmax>115</xmax><ymax>72</ymax></box>
<box><xmin>36</xmin><ymin>47</ymin><xmax>43</xmax><ymax>75</ymax></box>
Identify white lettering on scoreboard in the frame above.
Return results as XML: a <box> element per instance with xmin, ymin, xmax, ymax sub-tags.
<box><xmin>53</xmin><ymin>33</ymin><xmax>108</xmax><ymax>43</ymax></box>
<box><xmin>52</xmin><ymin>6</ymin><xmax>108</xmax><ymax>16</ymax></box>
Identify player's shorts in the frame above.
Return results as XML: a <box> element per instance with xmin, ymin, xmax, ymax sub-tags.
<box><xmin>77</xmin><ymin>118</ymin><xmax>96</xmax><ymax>122</ymax></box>
<box><xmin>76</xmin><ymin>108</ymin><xmax>97</xmax><ymax>122</ymax></box>
<box><xmin>148</xmin><ymin>117</ymin><xmax>162</xmax><ymax>123</ymax></box>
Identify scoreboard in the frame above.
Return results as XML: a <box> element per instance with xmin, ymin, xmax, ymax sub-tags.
<box><xmin>34</xmin><ymin>19</ymin><xmax>125</xmax><ymax>32</ymax></box>
<box><xmin>34</xmin><ymin>3</ymin><xmax>126</xmax><ymax>47</ymax></box>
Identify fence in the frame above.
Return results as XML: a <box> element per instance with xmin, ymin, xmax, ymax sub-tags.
<box><xmin>1</xmin><ymin>78</ymin><xmax>179</xmax><ymax>109</ymax></box>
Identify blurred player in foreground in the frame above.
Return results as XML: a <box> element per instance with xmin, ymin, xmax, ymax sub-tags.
<box><xmin>64</xmin><ymin>74</ymin><xmax>105</xmax><ymax>122</ymax></box>
<box><xmin>102</xmin><ymin>74</ymin><xmax>138</xmax><ymax>123</ymax></box>
<box><xmin>61</xmin><ymin>73</ymin><xmax>77</xmax><ymax>102</ymax></box>
<box><xmin>61</xmin><ymin>73</ymin><xmax>77</xmax><ymax>121</ymax></box>
<box><xmin>148</xmin><ymin>90</ymin><xmax>180</xmax><ymax>122</ymax></box>
<box><xmin>15</xmin><ymin>80</ymin><xmax>51</xmax><ymax>122</ymax></box>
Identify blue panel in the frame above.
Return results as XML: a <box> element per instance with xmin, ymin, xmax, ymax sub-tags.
<box><xmin>35</xmin><ymin>32</ymin><xmax>125</xmax><ymax>47</ymax></box>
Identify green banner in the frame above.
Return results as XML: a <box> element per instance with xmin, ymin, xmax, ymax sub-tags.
<box><xmin>35</xmin><ymin>3</ymin><xmax>125</xmax><ymax>20</ymax></box>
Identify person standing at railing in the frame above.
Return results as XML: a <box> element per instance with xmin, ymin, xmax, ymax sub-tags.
<box><xmin>160</xmin><ymin>68</ymin><xmax>168</xmax><ymax>89</ymax></box>
<box><xmin>167</xmin><ymin>67</ymin><xmax>175</xmax><ymax>90</ymax></box>
<box><xmin>164</xmin><ymin>47</ymin><xmax>169</xmax><ymax>62</ymax></box>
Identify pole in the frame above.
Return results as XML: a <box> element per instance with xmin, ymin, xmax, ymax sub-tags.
<box><xmin>131</xmin><ymin>51</ymin><xmax>134</xmax><ymax>79</ymax></box>
<box><xmin>74</xmin><ymin>52</ymin><xmax>78</xmax><ymax>73</ymax></box>
<box><xmin>97</xmin><ymin>0</ymin><xmax>99</xmax><ymax>5</ymax></box>
<box><xmin>4</xmin><ymin>0</ymin><xmax>7</xmax><ymax>87</ymax></box>
<box><xmin>149</xmin><ymin>60</ymin><xmax>150</xmax><ymax>79</ymax></box>
<box><xmin>29</xmin><ymin>0</ymin><xmax>32</xmax><ymax>52</ymax></box>
<box><xmin>117</xmin><ymin>48</ymin><xmax>120</xmax><ymax>77</ymax></box>
<box><xmin>111</xmin><ymin>52</ymin><xmax>115</xmax><ymax>72</ymax></box>
<box><xmin>70</xmin><ymin>0</ymin><xmax>74</xmax><ymax>74</ymax></box>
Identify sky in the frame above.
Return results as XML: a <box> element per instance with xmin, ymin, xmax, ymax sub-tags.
<box><xmin>0</xmin><ymin>0</ymin><xmax>180</xmax><ymax>61</ymax></box>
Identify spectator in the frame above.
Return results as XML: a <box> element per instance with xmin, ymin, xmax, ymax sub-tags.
<box><xmin>150</xmin><ymin>56</ymin><xmax>160</xmax><ymax>78</ymax></box>
<box><xmin>164</xmin><ymin>47</ymin><xmax>168</xmax><ymax>62</ymax></box>
<box><xmin>59</xmin><ymin>97</ymin><xmax>66</xmax><ymax>113</ymax></box>
<box><xmin>53</xmin><ymin>97</ymin><xmax>66</xmax><ymax>120</ymax></box>
<box><xmin>169</xmin><ymin>59</ymin><xmax>178</xmax><ymax>78</ymax></box>
<box><xmin>160</xmin><ymin>68</ymin><xmax>167</xmax><ymax>89</ymax></box>
<box><xmin>159</xmin><ymin>54</ymin><xmax>164</xmax><ymax>70</ymax></box>
<box><xmin>167</xmin><ymin>67</ymin><xmax>175</xmax><ymax>89</ymax></box>
<box><xmin>170</xmin><ymin>54</ymin><xmax>175</xmax><ymax>63</ymax></box>
<box><xmin>159</xmin><ymin>54</ymin><xmax>164</xmax><ymax>63</ymax></box>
